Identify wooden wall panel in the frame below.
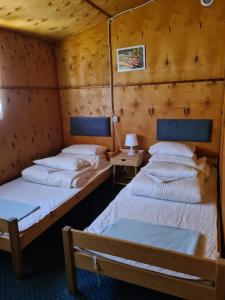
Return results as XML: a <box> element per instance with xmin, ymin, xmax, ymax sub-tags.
<box><xmin>114</xmin><ymin>81</ymin><xmax>224</xmax><ymax>155</ymax></box>
<box><xmin>55</xmin><ymin>23</ymin><xmax>109</xmax><ymax>88</ymax></box>
<box><xmin>112</xmin><ymin>0</ymin><xmax>225</xmax><ymax>84</ymax></box>
<box><xmin>55</xmin><ymin>0</ymin><xmax>225</xmax><ymax>157</ymax></box>
<box><xmin>0</xmin><ymin>29</ymin><xmax>62</xmax><ymax>184</ymax></box>
<box><xmin>0</xmin><ymin>30</ymin><xmax>56</xmax><ymax>87</ymax></box>
<box><xmin>59</xmin><ymin>87</ymin><xmax>113</xmax><ymax>150</ymax></box>
<box><xmin>0</xmin><ymin>90</ymin><xmax>62</xmax><ymax>183</ymax></box>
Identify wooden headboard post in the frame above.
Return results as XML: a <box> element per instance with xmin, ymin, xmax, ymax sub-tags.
<box><xmin>219</xmin><ymin>87</ymin><xmax>225</xmax><ymax>251</ymax></box>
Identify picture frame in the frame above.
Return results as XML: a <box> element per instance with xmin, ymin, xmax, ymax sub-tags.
<box><xmin>116</xmin><ymin>45</ymin><xmax>145</xmax><ymax>72</ymax></box>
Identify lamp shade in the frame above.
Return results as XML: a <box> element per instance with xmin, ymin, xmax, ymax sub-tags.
<box><xmin>125</xmin><ymin>134</ymin><xmax>138</xmax><ymax>147</ymax></box>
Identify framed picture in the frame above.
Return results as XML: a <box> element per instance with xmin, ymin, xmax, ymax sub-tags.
<box><xmin>116</xmin><ymin>45</ymin><xmax>145</xmax><ymax>72</ymax></box>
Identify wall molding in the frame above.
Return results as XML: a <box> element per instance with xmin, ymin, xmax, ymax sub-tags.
<box><xmin>0</xmin><ymin>86</ymin><xmax>58</xmax><ymax>90</ymax></box>
<box><xmin>58</xmin><ymin>78</ymin><xmax>225</xmax><ymax>90</ymax></box>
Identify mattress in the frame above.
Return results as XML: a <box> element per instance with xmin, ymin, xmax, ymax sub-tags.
<box><xmin>86</xmin><ymin>167</ymin><xmax>218</xmax><ymax>280</ymax></box>
<box><xmin>0</xmin><ymin>163</ymin><xmax>111</xmax><ymax>232</ymax></box>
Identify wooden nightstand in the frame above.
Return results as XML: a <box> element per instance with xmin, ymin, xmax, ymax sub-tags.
<box><xmin>110</xmin><ymin>149</ymin><xmax>144</xmax><ymax>189</ymax></box>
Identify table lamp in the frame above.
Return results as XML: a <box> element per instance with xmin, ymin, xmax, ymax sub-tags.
<box><xmin>125</xmin><ymin>133</ymin><xmax>138</xmax><ymax>156</ymax></box>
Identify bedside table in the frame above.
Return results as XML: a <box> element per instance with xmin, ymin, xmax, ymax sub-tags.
<box><xmin>110</xmin><ymin>149</ymin><xmax>144</xmax><ymax>190</ymax></box>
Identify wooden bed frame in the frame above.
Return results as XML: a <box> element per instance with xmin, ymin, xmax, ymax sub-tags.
<box><xmin>62</xmin><ymin>157</ymin><xmax>225</xmax><ymax>300</ymax></box>
<box><xmin>62</xmin><ymin>227</ymin><xmax>225</xmax><ymax>300</ymax></box>
<box><xmin>0</xmin><ymin>166</ymin><xmax>112</xmax><ymax>279</ymax></box>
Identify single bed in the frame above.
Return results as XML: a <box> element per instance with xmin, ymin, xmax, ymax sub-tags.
<box><xmin>62</xmin><ymin>120</ymin><xmax>225</xmax><ymax>300</ymax></box>
<box><xmin>85</xmin><ymin>167</ymin><xmax>218</xmax><ymax>280</ymax></box>
<box><xmin>63</xmin><ymin>165</ymin><xmax>225</xmax><ymax>300</ymax></box>
<box><xmin>0</xmin><ymin>162</ymin><xmax>112</xmax><ymax>279</ymax></box>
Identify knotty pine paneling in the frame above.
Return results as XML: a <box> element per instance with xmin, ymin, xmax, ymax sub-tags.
<box><xmin>0</xmin><ymin>0</ymin><xmax>107</xmax><ymax>41</ymax></box>
<box><xmin>112</xmin><ymin>0</ymin><xmax>225</xmax><ymax>84</ymax></box>
<box><xmin>60</xmin><ymin>87</ymin><xmax>113</xmax><ymax>150</ymax></box>
<box><xmin>55</xmin><ymin>0</ymin><xmax>225</xmax><ymax>156</ymax></box>
<box><xmin>0</xmin><ymin>90</ymin><xmax>62</xmax><ymax>183</ymax></box>
<box><xmin>0</xmin><ymin>30</ymin><xmax>56</xmax><ymax>87</ymax></box>
<box><xmin>114</xmin><ymin>81</ymin><xmax>224</xmax><ymax>155</ymax></box>
<box><xmin>0</xmin><ymin>29</ymin><xmax>62</xmax><ymax>184</ymax></box>
<box><xmin>55</xmin><ymin>22</ymin><xmax>109</xmax><ymax>88</ymax></box>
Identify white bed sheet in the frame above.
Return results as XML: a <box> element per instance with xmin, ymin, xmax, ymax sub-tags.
<box><xmin>0</xmin><ymin>163</ymin><xmax>111</xmax><ymax>232</ymax></box>
<box><xmin>86</xmin><ymin>167</ymin><xmax>218</xmax><ymax>280</ymax></box>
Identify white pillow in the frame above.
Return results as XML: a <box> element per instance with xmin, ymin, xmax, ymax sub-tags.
<box><xmin>149</xmin><ymin>154</ymin><xmax>198</xmax><ymax>168</ymax></box>
<box><xmin>149</xmin><ymin>142</ymin><xmax>196</xmax><ymax>157</ymax></box>
<box><xmin>62</xmin><ymin>144</ymin><xmax>107</xmax><ymax>156</ymax></box>
<box><xmin>34</xmin><ymin>153</ymin><xmax>90</xmax><ymax>171</ymax></box>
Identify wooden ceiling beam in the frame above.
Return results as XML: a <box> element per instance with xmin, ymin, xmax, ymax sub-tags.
<box><xmin>83</xmin><ymin>0</ymin><xmax>112</xmax><ymax>18</ymax></box>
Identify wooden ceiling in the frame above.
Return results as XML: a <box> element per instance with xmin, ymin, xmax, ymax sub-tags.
<box><xmin>0</xmin><ymin>0</ymin><xmax>150</xmax><ymax>42</ymax></box>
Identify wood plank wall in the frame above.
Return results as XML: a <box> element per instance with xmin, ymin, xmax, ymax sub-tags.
<box><xmin>55</xmin><ymin>0</ymin><xmax>225</xmax><ymax>156</ymax></box>
<box><xmin>0</xmin><ymin>29</ymin><xmax>63</xmax><ymax>184</ymax></box>
<box><xmin>56</xmin><ymin>23</ymin><xmax>113</xmax><ymax>149</ymax></box>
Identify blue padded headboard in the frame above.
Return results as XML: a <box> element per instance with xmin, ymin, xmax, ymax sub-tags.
<box><xmin>70</xmin><ymin>117</ymin><xmax>111</xmax><ymax>137</ymax></box>
<box><xmin>157</xmin><ymin>119</ymin><xmax>212</xmax><ymax>142</ymax></box>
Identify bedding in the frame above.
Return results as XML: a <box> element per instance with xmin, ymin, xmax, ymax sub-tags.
<box><xmin>0</xmin><ymin>199</ymin><xmax>40</xmax><ymax>221</ymax></box>
<box><xmin>86</xmin><ymin>167</ymin><xmax>218</xmax><ymax>280</ymax></box>
<box><xmin>150</xmin><ymin>154</ymin><xmax>199</xmax><ymax>169</ymax></box>
<box><xmin>142</xmin><ymin>160</ymin><xmax>199</xmax><ymax>179</ymax></box>
<box><xmin>128</xmin><ymin>169</ymin><xmax>206</xmax><ymax>203</ymax></box>
<box><xmin>149</xmin><ymin>142</ymin><xmax>196</xmax><ymax>157</ymax></box>
<box><xmin>0</xmin><ymin>164</ymin><xmax>111</xmax><ymax>232</ymax></box>
<box><xmin>34</xmin><ymin>153</ymin><xmax>90</xmax><ymax>171</ymax></box>
<box><xmin>62</xmin><ymin>144</ymin><xmax>107</xmax><ymax>156</ymax></box>
<box><xmin>60</xmin><ymin>153</ymin><xmax>108</xmax><ymax>170</ymax></box>
<box><xmin>101</xmin><ymin>219</ymin><xmax>200</xmax><ymax>255</ymax></box>
<box><xmin>22</xmin><ymin>165</ymin><xmax>94</xmax><ymax>188</ymax></box>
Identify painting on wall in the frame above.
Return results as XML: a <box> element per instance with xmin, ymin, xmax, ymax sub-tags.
<box><xmin>116</xmin><ymin>45</ymin><xmax>145</xmax><ymax>72</ymax></box>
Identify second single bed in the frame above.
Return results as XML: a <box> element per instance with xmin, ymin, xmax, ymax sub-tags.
<box><xmin>0</xmin><ymin>144</ymin><xmax>112</xmax><ymax>278</ymax></box>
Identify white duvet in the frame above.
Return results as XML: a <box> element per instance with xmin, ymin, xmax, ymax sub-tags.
<box><xmin>22</xmin><ymin>165</ymin><xmax>94</xmax><ymax>188</ymax></box>
<box><xmin>129</xmin><ymin>170</ymin><xmax>206</xmax><ymax>203</ymax></box>
<box><xmin>86</xmin><ymin>168</ymin><xmax>218</xmax><ymax>280</ymax></box>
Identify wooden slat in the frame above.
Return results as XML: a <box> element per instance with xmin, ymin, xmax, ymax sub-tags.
<box><xmin>75</xmin><ymin>252</ymin><xmax>215</xmax><ymax>300</ymax></box>
<box><xmin>20</xmin><ymin>195</ymin><xmax>80</xmax><ymax>249</ymax></box>
<box><xmin>215</xmin><ymin>258</ymin><xmax>225</xmax><ymax>300</ymax></box>
<box><xmin>219</xmin><ymin>86</ymin><xmax>225</xmax><ymax>248</ymax></box>
<box><xmin>72</xmin><ymin>230</ymin><xmax>216</xmax><ymax>281</ymax></box>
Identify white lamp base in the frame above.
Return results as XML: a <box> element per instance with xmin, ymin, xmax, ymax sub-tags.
<box><xmin>128</xmin><ymin>147</ymin><xmax>136</xmax><ymax>156</ymax></box>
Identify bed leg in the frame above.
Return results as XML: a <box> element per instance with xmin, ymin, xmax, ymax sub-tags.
<box><xmin>62</xmin><ymin>226</ymin><xmax>77</xmax><ymax>296</ymax></box>
<box><xmin>215</xmin><ymin>258</ymin><xmax>225</xmax><ymax>300</ymax></box>
<box><xmin>7</xmin><ymin>218</ymin><xmax>23</xmax><ymax>279</ymax></box>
